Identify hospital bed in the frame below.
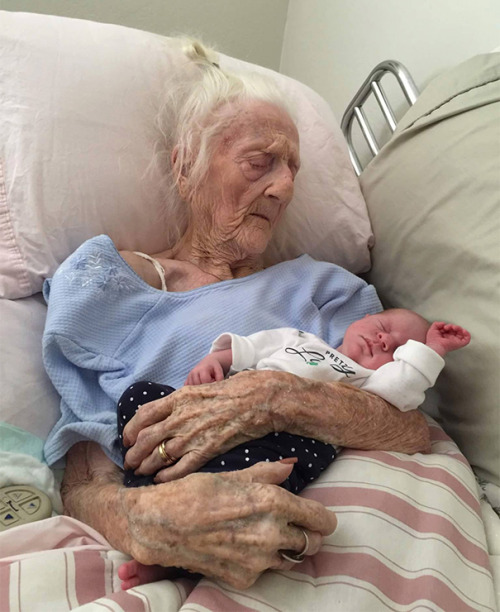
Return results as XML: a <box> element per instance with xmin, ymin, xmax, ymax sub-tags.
<box><xmin>0</xmin><ymin>10</ymin><xmax>498</xmax><ymax>611</ymax></box>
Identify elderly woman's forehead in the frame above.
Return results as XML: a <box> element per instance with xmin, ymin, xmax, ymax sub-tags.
<box><xmin>221</xmin><ymin>100</ymin><xmax>297</xmax><ymax>137</ymax></box>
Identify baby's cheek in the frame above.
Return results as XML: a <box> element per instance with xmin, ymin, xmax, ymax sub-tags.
<box><xmin>369</xmin><ymin>353</ymin><xmax>394</xmax><ymax>369</ymax></box>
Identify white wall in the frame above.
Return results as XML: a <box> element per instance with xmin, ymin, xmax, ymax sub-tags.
<box><xmin>3</xmin><ymin>0</ymin><xmax>499</xmax><ymax>116</ymax></box>
<box><xmin>0</xmin><ymin>0</ymin><xmax>289</xmax><ymax>70</ymax></box>
<box><xmin>281</xmin><ymin>0</ymin><xmax>500</xmax><ymax>121</ymax></box>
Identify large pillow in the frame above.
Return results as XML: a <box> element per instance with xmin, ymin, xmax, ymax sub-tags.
<box><xmin>360</xmin><ymin>53</ymin><xmax>500</xmax><ymax>485</ymax></box>
<box><xmin>0</xmin><ymin>10</ymin><xmax>372</xmax><ymax>299</ymax></box>
<box><xmin>0</xmin><ymin>294</ymin><xmax>60</xmax><ymax>441</ymax></box>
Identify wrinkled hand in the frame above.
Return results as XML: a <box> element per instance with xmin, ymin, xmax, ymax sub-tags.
<box><xmin>426</xmin><ymin>322</ymin><xmax>471</xmax><ymax>356</ymax></box>
<box><xmin>123</xmin><ymin>372</ymin><xmax>274</xmax><ymax>483</ymax></box>
<box><xmin>121</xmin><ymin>460</ymin><xmax>337</xmax><ymax>589</ymax></box>
<box><xmin>185</xmin><ymin>353</ymin><xmax>225</xmax><ymax>386</ymax></box>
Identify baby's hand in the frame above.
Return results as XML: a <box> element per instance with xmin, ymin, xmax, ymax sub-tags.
<box><xmin>185</xmin><ymin>354</ymin><xmax>225</xmax><ymax>386</ymax></box>
<box><xmin>426</xmin><ymin>322</ymin><xmax>471</xmax><ymax>357</ymax></box>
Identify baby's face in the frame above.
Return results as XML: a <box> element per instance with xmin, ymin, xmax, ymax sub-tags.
<box><xmin>340</xmin><ymin>309</ymin><xmax>429</xmax><ymax>369</ymax></box>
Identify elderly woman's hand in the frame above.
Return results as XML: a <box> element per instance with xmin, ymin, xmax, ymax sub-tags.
<box><xmin>121</xmin><ymin>459</ymin><xmax>337</xmax><ymax>589</ymax></box>
<box><xmin>123</xmin><ymin>371</ymin><xmax>276</xmax><ymax>482</ymax></box>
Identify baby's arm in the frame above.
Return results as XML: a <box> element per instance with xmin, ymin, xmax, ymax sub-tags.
<box><xmin>186</xmin><ymin>328</ymin><xmax>300</xmax><ymax>385</ymax></box>
<box><xmin>360</xmin><ymin>341</ymin><xmax>445</xmax><ymax>411</ymax></box>
<box><xmin>426</xmin><ymin>322</ymin><xmax>471</xmax><ymax>357</ymax></box>
<box><xmin>185</xmin><ymin>349</ymin><xmax>233</xmax><ymax>385</ymax></box>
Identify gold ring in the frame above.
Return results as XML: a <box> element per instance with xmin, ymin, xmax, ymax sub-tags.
<box><xmin>158</xmin><ymin>440</ymin><xmax>176</xmax><ymax>464</ymax></box>
<box><xmin>279</xmin><ymin>529</ymin><xmax>309</xmax><ymax>564</ymax></box>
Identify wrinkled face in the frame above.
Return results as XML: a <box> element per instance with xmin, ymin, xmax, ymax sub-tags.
<box><xmin>187</xmin><ymin>100</ymin><xmax>300</xmax><ymax>259</ymax></box>
<box><xmin>340</xmin><ymin>309</ymin><xmax>430</xmax><ymax>369</ymax></box>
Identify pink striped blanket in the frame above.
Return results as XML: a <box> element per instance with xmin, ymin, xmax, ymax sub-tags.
<box><xmin>0</xmin><ymin>419</ymin><xmax>496</xmax><ymax>611</ymax></box>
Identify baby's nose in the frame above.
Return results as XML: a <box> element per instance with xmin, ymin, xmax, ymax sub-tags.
<box><xmin>377</xmin><ymin>332</ymin><xmax>392</xmax><ymax>351</ymax></box>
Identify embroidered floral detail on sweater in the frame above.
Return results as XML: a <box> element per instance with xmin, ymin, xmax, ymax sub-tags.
<box><xmin>58</xmin><ymin>251</ymin><xmax>135</xmax><ymax>292</ymax></box>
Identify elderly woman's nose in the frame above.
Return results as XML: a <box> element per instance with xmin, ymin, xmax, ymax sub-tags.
<box><xmin>265</xmin><ymin>165</ymin><xmax>295</xmax><ymax>202</ymax></box>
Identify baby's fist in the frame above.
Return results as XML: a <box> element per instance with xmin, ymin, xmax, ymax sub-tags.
<box><xmin>185</xmin><ymin>355</ymin><xmax>224</xmax><ymax>385</ymax></box>
<box><xmin>426</xmin><ymin>322</ymin><xmax>471</xmax><ymax>356</ymax></box>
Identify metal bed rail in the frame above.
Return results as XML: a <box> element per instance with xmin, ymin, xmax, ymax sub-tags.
<box><xmin>341</xmin><ymin>60</ymin><xmax>419</xmax><ymax>176</ymax></box>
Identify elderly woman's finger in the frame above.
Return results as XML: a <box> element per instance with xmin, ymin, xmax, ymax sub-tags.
<box><xmin>272</xmin><ymin>527</ymin><xmax>324</xmax><ymax>572</ymax></box>
<box><xmin>154</xmin><ymin>456</ymin><xmax>297</xmax><ymax>485</ymax></box>
<box><xmin>124</xmin><ymin>430</ymin><xmax>162</xmax><ymax>471</ymax></box>
<box><xmin>223</xmin><ymin>459</ymin><xmax>296</xmax><ymax>486</ymax></box>
<box><xmin>122</xmin><ymin>395</ymin><xmax>175</xmax><ymax>448</ymax></box>
<box><xmin>286</xmin><ymin>493</ymin><xmax>338</xmax><ymax>536</ymax></box>
<box><xmin>268</xmin><ymin>483</ymin><xmax>338</xmax><ymax>537</ymax></box>
<box><xmin>124</xmin><ymin>416</ymin><xmax>181</xmax><ymax>470</ymax></box>
<box><xmin>153</xmin><ymin>452</ymin><xmax>214</xmax><ymax>483</ymax></box>
<box><xmin>288</xmin><ymin>526</ymin><xmax>322</xmax><ymax>557</ymax></box>
<box><xmin>126</xmin><ymin>436</ymin><xmax>175</xmax><ymax>473</ymax></box>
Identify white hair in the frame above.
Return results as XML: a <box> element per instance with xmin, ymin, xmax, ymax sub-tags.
<box><xmin>154</xmin><ymin>39</ymin><xmax>295</xmax><ymax>243</ymax></box>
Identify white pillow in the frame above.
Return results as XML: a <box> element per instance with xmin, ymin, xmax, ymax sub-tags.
<box><xmin>361</xmin><ymin>53</ymin><xmax>500</xmax><ymax>485</ymax></box>
<box><xmin>0</xmin><ymin>294</ymin><xmax>60</xmax><ymax>441</ymax></box>
<box><xmin>0</xmin><ymin>10</ymin><xmax>373</xmax><ymax>299</ymax></box>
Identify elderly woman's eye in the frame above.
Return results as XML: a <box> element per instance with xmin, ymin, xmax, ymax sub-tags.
<box><xmin>246</xmin><ymin>155</ymin><xmax>271</xmax><ymax>171</ymax></box>
<box><xmin>248</xmin><ymin>159</ymin><xmax>268</xmax><ymax>169</ymax></box>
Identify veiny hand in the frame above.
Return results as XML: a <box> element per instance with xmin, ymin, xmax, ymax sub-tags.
<box><xmin>123</xmin><ymin>372</ymin><xmax>275</xmax><ymax>482</ymax></box>
<box><xmin>121</xmin><ymin>460</ymin><xmax>337</xmax><ymax>589</ymax></box>
<box><xmin>185</xmin><ymin>353</ymin><xmax>225</xmax><ymax>386</ymax></box>
<box><xmin>426</xmin><ymin>322</ymin><xmax>471</xmax><ymax>356</ymax></box>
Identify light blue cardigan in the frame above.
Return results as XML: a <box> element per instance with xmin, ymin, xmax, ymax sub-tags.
<box><xmin>42</xmin><ymin>235</ymin><xmax>381</xmax><ymax>467</ymax></box>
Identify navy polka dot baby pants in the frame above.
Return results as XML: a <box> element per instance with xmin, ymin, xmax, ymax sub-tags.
<box><xmin>117</xmin><ymin>381</ymin><xmax>338</xmax><ymax>491</ymax></box>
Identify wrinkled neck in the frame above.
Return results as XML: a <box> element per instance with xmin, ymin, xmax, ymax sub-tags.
<box><xmin>159</xmin><ymin>227</ymin><xmax>264</xmax><ymax>281</ymax></box>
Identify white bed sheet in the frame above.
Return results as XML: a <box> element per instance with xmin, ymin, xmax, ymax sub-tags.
<box><xmin>0</xmin><ymin>418</ymin><xmax>496</xmax><ymax>611</ymax></box>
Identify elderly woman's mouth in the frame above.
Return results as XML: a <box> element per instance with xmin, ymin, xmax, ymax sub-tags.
<box><xmin>250</xmin><ymin>213</ymin><xmax>270</xmax><ymax>222</ymax></box>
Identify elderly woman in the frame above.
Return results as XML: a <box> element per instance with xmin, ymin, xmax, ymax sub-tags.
<box><xmin>42</xmin><ymin>42</ymin><xmax>430</xmax><ymax>590</ymax></box>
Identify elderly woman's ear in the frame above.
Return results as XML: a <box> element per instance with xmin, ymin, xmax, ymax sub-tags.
<box><xmin>171</xmin><ymin>145</ymin><xmax>190</xmax><ymax>199</ymax></box>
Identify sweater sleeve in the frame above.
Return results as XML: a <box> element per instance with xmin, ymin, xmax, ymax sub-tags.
<box><xmin>359</xmin><ymin>340</ymin><xmax>445</xmax><ymax>412</ymax></box>
<box><xmin>43</xmin><ymin>333</ymin><xmax>127</xmax><ymax>466</ymax></box>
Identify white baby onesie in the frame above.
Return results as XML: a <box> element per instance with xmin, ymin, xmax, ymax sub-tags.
<box><xmin>211</xmin><ymin>327</ymin><xmax>445</xmax><ymax>412</ymax></box>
